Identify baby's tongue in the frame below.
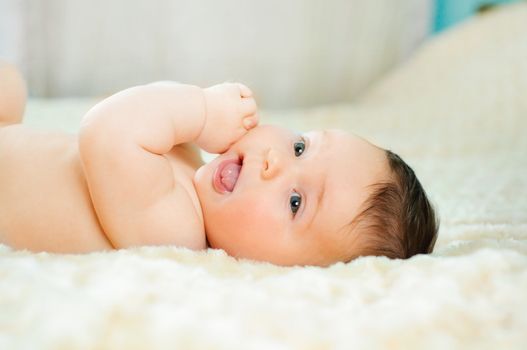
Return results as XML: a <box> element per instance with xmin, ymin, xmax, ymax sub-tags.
<box><xmin>221</xmin><ymin>162</ymin><xmax>241</xmax><ymax>192</ymax></box>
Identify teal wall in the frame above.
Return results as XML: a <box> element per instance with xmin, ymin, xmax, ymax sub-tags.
<box><xmin>434</xmin><ymin>0</ymin><xmax>521</xmax><ymax>32</ymax></box>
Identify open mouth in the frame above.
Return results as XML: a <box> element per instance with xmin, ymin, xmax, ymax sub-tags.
<box><xmin>213</xmin><ymin>155</ymin><xmax>243</xmax><ymax>194</ymax></box>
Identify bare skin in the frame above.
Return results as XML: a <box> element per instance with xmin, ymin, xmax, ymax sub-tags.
<box><xmin>0</xmin><ymin>62</ymin><xmax>391</xmax><ymax>266</ymax></box>
<box><xmin>0</xmin><ymin>61</ymin><xmax>258</xmax><ymax>253</ymax></box>
<box><xmin>194</xmin><ymin>126</ymin><xmax>390</xmax><ymax>266</ymax></box>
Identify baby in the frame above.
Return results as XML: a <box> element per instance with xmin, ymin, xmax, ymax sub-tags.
<box><xmin>0</xmin><ymin>61</ymin><xmax>438</xmax><ymax>266</ymax></box>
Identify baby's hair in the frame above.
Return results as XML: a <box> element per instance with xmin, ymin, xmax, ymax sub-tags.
<box><xmin>346</xmin><ymin>150</ymin><xmax>439</xmax><ymax>260</ymax></box>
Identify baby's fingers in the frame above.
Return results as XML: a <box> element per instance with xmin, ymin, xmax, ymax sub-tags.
<box><xmin>239</xmin><ymin>96</ymin><xmax>257</xmax><ymax>117</ymax></box>
<box><xmin>236</xmin><ymin>83</ymin><xmax>253</xmax><ymax>98</ymax></box>
<box><xmin>243</xmin><ymin>112</ymin><xmax>259</xmax><ymax>130</ymax></box>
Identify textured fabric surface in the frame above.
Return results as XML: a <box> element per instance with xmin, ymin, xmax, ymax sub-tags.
<box><xmin>1</xmin><ymin>3</ymin><xmax>526</xmax><ymax>349</ymax></box>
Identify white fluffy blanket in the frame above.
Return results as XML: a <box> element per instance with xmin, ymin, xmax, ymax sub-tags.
<box><xmin>1</xmin><ymin>3</ymin><xmax>526</xmax><ymax>349</ymax></box>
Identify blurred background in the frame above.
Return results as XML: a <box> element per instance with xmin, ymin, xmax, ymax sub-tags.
<box><xmin>0</xmin><ymin>0</ymin><xmax>521</xmax><ymax>108</ymax></box>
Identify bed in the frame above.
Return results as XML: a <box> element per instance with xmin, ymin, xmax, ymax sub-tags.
<box><xmin>1</xmin><ymin>3</ymin><xmax>526</xmax><ymax>349</ymax></box>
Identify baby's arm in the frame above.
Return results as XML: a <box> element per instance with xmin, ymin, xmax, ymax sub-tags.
<box><xmin>79</xmin><ymin>82</ymin><xmax>257</xmax><ymax>249</ymax></box>
<box><xmin>81</xmin><ymin>82</ymin><xmax>207</xmax><ymax>154</ymax></box>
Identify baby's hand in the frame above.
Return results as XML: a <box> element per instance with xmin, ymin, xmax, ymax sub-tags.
<box><xmin>196</xmin><ymin>83</ymin><xmax>259</xmax><ymax>154</ymax></box>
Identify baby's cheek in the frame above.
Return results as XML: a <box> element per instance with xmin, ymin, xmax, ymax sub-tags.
<box><xmin>225</xmin><ymin>203</ymin><xmax>282</xmax><ymax>256</ymax></box>
<box><xmin>241</xmin><ymin>200</ymin><xmax>283</xmax><ymax>235</ymax></box>
<box><xmin>234</xmin><ymin>192</ymin><xmax>273</xmax><ymax>217</ymax></box>
<box><xmin>207</xmin><ymin>195</ymin><xmax>255</xmax><ymax>233</ymax></box>
<box><xmin>226</xmin><ymin>197</ymin><xmax>261</xmax><ymax>226</ymax></box>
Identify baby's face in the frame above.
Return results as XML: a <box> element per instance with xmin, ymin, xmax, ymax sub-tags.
<box><xmin>193</xmin><ymin>125</ymin><xmax>389</xmax><ymax>266</ymax></box>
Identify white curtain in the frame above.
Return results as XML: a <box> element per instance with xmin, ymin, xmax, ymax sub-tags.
<box><xmin>0</xmin><ymin>0</ymin><xmax>433</xmax><ymax>108</ymax></box>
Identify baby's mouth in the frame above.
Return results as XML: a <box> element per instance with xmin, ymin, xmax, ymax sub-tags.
<box><xmin>213</xmin><ymin>156</ymin><xmax>243</xmax><ymax>193</ymax></box>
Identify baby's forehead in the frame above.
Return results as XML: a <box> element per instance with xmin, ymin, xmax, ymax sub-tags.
<box><xmin>308</xmin><ymin>129</ymin><xmax>389</xmax><ymax>217</ymax></box>
<box><xmin>305</xmin><ymin>129</ymin><xmax>383</xmax><ymax>154</ymax></box>
<box><xmin>305</xmin><ymin>128</ymin><xmax>366</xmax><ymax>142</ymax></box>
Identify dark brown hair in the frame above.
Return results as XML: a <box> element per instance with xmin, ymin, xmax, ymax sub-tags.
<box><xmin>347</xmin><ymin>150</ymin><xmax>439</xmax><ymax>259</ymax></box>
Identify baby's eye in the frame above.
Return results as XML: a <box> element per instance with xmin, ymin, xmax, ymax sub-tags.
<box><xmin>290</xmin><ymin>192</ymin><xmax>302</xmax><ymax>216</ymax></box>
<box><xmin>294</xmin><ymin>138</ymin><xmax>305</xmax><ymax>157</ymax></box>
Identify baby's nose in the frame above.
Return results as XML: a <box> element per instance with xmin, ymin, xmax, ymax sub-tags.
<box><xmin>261</xmin><ymin>148</ymin><xmax>283</xmax><ymax>180</ymax></box>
